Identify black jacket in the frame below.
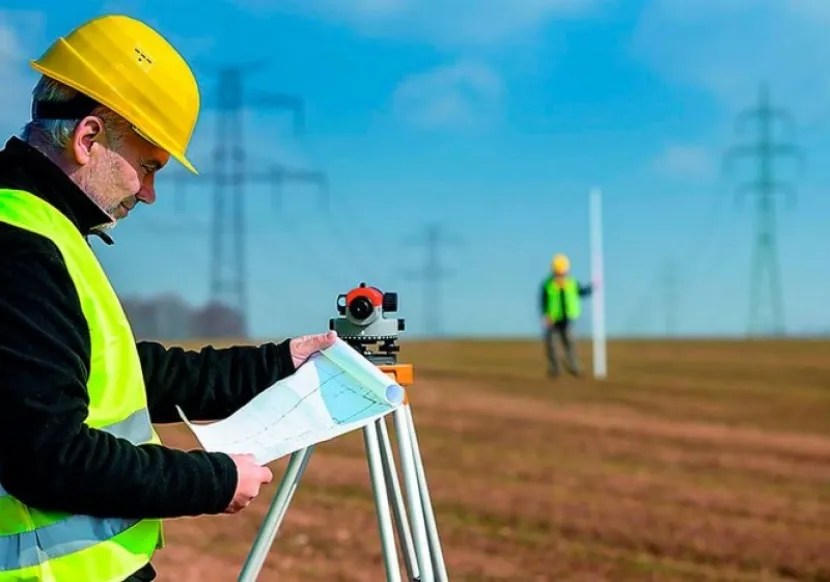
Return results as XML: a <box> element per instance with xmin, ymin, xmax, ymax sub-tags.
<box><xmin>0</xmin><ymin>137</ymin><xmax>296</xmax><ymax>581</ymax></box>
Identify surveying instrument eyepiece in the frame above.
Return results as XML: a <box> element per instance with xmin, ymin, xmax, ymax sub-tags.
<box><xmin>239</xmin><ymin>283</ymin><xmax>448</xmax><ymax>582</ymax></box>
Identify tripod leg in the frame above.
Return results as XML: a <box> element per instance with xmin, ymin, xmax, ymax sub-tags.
<box><xmin>405</xmin><ymin>405</ymin><xmax>449</xmax><ymax>581</ymax></box>
<box><xmin>364</xmin><ymin>421</ymin><xmax>404</xmax><ymax>582</ymax></box>
<box><xmin>260</xmin><ymin>448</ymin><xmax>315</xmax><ymax>550</ymax></box>
<box><xmin>237</xmin><ymin>446</ymin><xmax>315</xmax><ymax>582</ymax></box>
<box><xmin>377</xmin><ymin>416</ymin><xmax>420</xmax><ymax>581</ymax></box>
<box><xmin>393</xmin><ymin>408</ymin><xmax>435</xmax><ymax>582</ymax></box>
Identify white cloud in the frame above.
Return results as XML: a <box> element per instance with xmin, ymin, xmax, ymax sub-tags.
<box><xmin>0</xmin><ymin>10</ymin><xmax>44</xmax><ymax>138</ymax></box>
<box><xmin>391</xmin><ymin>60</ymin><xmax>502</xmax><ymax>130</ymax></box>
<box><xmin>653</xmin><ymin>144</ymin><xmax>713</xmax><ymax>178</ymax></box>
<box><xmin>234</xmin><ymin>0</ymin><xmax>604</xmax><ymax>48</ymax></box>
<box><xmin>631</xmin><ymin>0</ymin><xmax>830</xmax><ymax>124</ymax></box>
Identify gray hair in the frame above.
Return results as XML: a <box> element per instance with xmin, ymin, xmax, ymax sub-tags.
<box><xmin>21</xmin><ymin>76</ymin><xmax>131</xmax><ymax>155</ymax></box>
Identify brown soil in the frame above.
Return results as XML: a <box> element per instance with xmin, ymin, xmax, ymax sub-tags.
<box><xmin>150</xmin><ymin>339</ymin><xmax>830</xmax><ymax>581</ymax></box>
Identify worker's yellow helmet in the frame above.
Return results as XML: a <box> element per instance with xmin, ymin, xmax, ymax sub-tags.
<box><xmin>552</xmin><ymin>253</ymin><xmax>570</xmax><ymax>274</ymax></box>
<box><xmin>29</xmin><ymin>14</ymin><xmax>200</xmax><ymax>174</ymax></box>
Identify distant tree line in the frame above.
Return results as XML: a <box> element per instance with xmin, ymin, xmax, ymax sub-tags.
<box><xmin>120</xmin><ymin>293</ymin><xmax>246</xmax><ymax>340</ymax></box>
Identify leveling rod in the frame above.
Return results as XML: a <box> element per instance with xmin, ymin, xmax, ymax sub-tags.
<box><xmin>238</xmin><ymin>283</ymin><xmax>449</xmax><ymax>581</ymax></box>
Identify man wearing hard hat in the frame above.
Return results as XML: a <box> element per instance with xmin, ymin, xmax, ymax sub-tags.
<box><xmin>0</xmin><ymin>15</ymin><xmax>335</xmax><ymax>582</ymax></box>
<box><xmin>539</xmin><ymin>253</ymin><xmax>596</xmax><ymax>377</ymax></box>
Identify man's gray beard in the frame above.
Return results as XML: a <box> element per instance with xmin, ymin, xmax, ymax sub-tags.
<box><xmin>82</xmin><ymin>190</ymin><xmax>120</xmax><ymax>231</ymax></box>
<box><xmin>93</xmin><ymin>221</ymin><xmax>116</xmax><ymax>233</ymax></box>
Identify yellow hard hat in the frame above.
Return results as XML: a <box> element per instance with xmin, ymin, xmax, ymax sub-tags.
<box><xmin>29</xmin><ymin>14</ymin><xmax>200</xmax><ymax>174</ymax></box>
<box><xmin>552</xmin><ymin>253</ymin><xmax>570</xmax><ymax>274</ymax></box>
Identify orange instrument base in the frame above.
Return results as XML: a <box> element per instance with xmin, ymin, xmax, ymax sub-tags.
<box><xmin>378</xmin><ymin>363</ymin><xmax>413</xmax><ymax>386</ymax></box>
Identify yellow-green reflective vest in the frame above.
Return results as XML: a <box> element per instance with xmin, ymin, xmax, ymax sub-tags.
<box><xmin>545</xmin><ymin>276</ymin><xmax>582</xmax><ymax>322</ymax></box>
<box><xmin>0</xmin><ymin>188</ymin><xmax>164</xmax><ymax>582</ymax></box>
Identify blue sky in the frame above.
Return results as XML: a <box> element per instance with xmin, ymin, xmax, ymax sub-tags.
<box><xmin>0</xmin><ymin>0</ymin><xmax>828</xmax><ymax>339</ymax></box>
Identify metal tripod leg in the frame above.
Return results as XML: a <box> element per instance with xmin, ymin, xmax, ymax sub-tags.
<box><xmin>393</xmin><ymin>406</ymin><xmax>436</xmax><ymax>582</ymax></box>
<box><xmin>236</xmin><ymin>407</ymin><xmax>449</xmax><ymax>582</ymax></box>
<box><xmin>404</xmin><ymin>404</ymin><xmax>448</xmax><ymax>581</ymax></box>
<box><xmin>377</xmin><ymin>417</ymin><xmax>420</xmax><ymax>581</ymax></box>
<box><xmin>364</xmin><ymin>420</ymin><xmax>403</xmax><ymax>582</ymax></box>
<box><xmin>371</xmin><ymin>405</ymin><xmax>450</xmax><ymax>582</ymax></box>
<box><xmin>237</xmin><ymin>446</ymin><xmax>314</xmax><ymax>582</ymax></box>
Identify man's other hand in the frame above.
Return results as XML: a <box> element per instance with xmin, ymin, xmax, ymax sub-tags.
<box><xmin>289</xmin><ymin>330</ymin><xmax>337</xmax><ymax>369</ymax></box>
<box><xmin>225</xmin><ymin>453</ymin><xmax>273</xmax><ymax>514</ymax></box>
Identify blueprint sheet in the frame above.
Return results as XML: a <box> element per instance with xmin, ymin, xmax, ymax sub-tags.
<box><xmin>177</xmin><ymin>338</ymin><xmax>405</xmax><ymax>465</ymax></box>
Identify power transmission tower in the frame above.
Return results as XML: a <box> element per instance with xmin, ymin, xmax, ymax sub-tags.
<box><xmin>661</xmin><ymin>260</ymin><xmax>677</xmax><ymax>337</ymax></box>
<box><xmin>401</xmin><ymin>223</ymin><xmax>461</xmax><ymax>337</ymax></box>
<box><xmin>724</xmin><ymin>83</ymin><xmax>803</xmax><ymax>337</ymax></box>
<box><xmin>158</xmin><ymin>62</ymin><xmax>327</xmax><ymax>337</ymax></box>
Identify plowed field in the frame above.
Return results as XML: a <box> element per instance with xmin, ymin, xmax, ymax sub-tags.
<box><xmin>151</xmin><ymin>339</ymin><xmax>830</xmax><ymax>581</ymax></box>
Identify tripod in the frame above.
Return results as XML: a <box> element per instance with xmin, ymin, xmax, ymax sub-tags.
<box><xmin>237</xmin><ymin>356</ymin><xmax>449</xmax><ymax>581</ymax></box>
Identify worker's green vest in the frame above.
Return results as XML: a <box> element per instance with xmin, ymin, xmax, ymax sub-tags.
<box><xmin>545</xmin><ymin>276</ymin><xmax>582</xmax><ymax>321</ymax></box>
<box><xmin>0</xmin><ymin>188</ymin><xmax>164</xmax><ymax>581</ymax></box>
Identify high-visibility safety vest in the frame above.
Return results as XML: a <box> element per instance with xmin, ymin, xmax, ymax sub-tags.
<box><xmin>545</xmin><ymin>276</ymin><xmax>582</xmax><ymax>322</ymax></box>
<box><xmin>0</xmin><ymin>188</ymin><xmax>164</xmax><ymax>582</ymax></box>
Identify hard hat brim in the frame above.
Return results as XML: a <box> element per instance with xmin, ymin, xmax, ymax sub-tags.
<box><xmin>132</xmin><ymin>125</ymin><xmax>198</xmax><ymax>174</ymax></box>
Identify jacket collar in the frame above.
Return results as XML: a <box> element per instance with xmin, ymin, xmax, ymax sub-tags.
<box><xmin>0</xmin><ymin>136</ymin><xmax>115</xmax><ymax>245</ymax></box>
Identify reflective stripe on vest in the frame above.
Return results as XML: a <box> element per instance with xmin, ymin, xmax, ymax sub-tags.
<box><xmin>0</xmin><ymin>188</ymin><xmax>163</xmax><ymax>581</ymax></box>
<box><xmin>545</xmin><ymin>276</ymin><xmax>582</xmax><ymax>321</ymax></box>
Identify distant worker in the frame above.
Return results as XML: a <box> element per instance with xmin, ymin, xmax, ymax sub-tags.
<box><xmin>539</xmin><ymin>253</ymin><xmax>597</xmax><ymax>377</ymax></box>
<box><xmin>0</xmin><ymin>15</ymin><xmax>336</xmax><ymax>582</ymax></box>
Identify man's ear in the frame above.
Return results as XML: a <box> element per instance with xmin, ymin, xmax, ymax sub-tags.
<box><xmin>71</xmin><ymin>116</ymin><xmax>105</xmax><ymax>167</ymax></box>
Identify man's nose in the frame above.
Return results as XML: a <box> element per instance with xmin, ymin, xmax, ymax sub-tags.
<box><xmin>137</xmin><ymin>174</ymin><xmax>156</xmax><ymax>205</ymax></box>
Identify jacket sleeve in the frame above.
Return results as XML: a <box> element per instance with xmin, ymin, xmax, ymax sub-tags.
<box><xmin>539</xmin><ymin>278</ymin><xmax>549</xmax><ymax>314</ymax></box>
<box><xmin>0</xmin><ymin>235</ymin><xmax>238</xmax><ymax>520</ymax></box>
<box><xmin>136</xmin><ymin>339</ymin><xmax>296</xmax><ymax>423</ymax></box>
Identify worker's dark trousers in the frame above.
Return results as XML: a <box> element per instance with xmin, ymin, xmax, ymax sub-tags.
<box><xmin>544</xmin><ymin>321</ymin><xmax>580</xmax><ymax>376</ymax></box>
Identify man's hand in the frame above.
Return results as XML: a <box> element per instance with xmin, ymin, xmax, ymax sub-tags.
<box><xmin>289</xmin><ymin>330</ymin><xmax>338</xmax><ymax>369</ymax></box>
<box><xmin>224</xmin><ymin>453</ymin><xmax>273</xmax><ymax>514</ymax></box>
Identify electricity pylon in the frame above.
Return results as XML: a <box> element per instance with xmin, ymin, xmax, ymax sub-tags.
<box><xmin>400</xmin><ymin>223</ymin><xmax>462</xmax><ymax>337</ymax></box>
<box><xmin>154</xmin><ymin>62</ymin><xmax>327</xmax><ymax>337</ymax></box>
<box><xmin>724</xmin><ymin>83</ymin><xmax>804</xmax><ymax>337</ymax></box>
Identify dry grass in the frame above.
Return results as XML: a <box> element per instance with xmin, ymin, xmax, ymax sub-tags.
<box><xmin>150</xmin><ymin>338</ymin><xmax>830</xmax><ymax>581</ymax></box>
